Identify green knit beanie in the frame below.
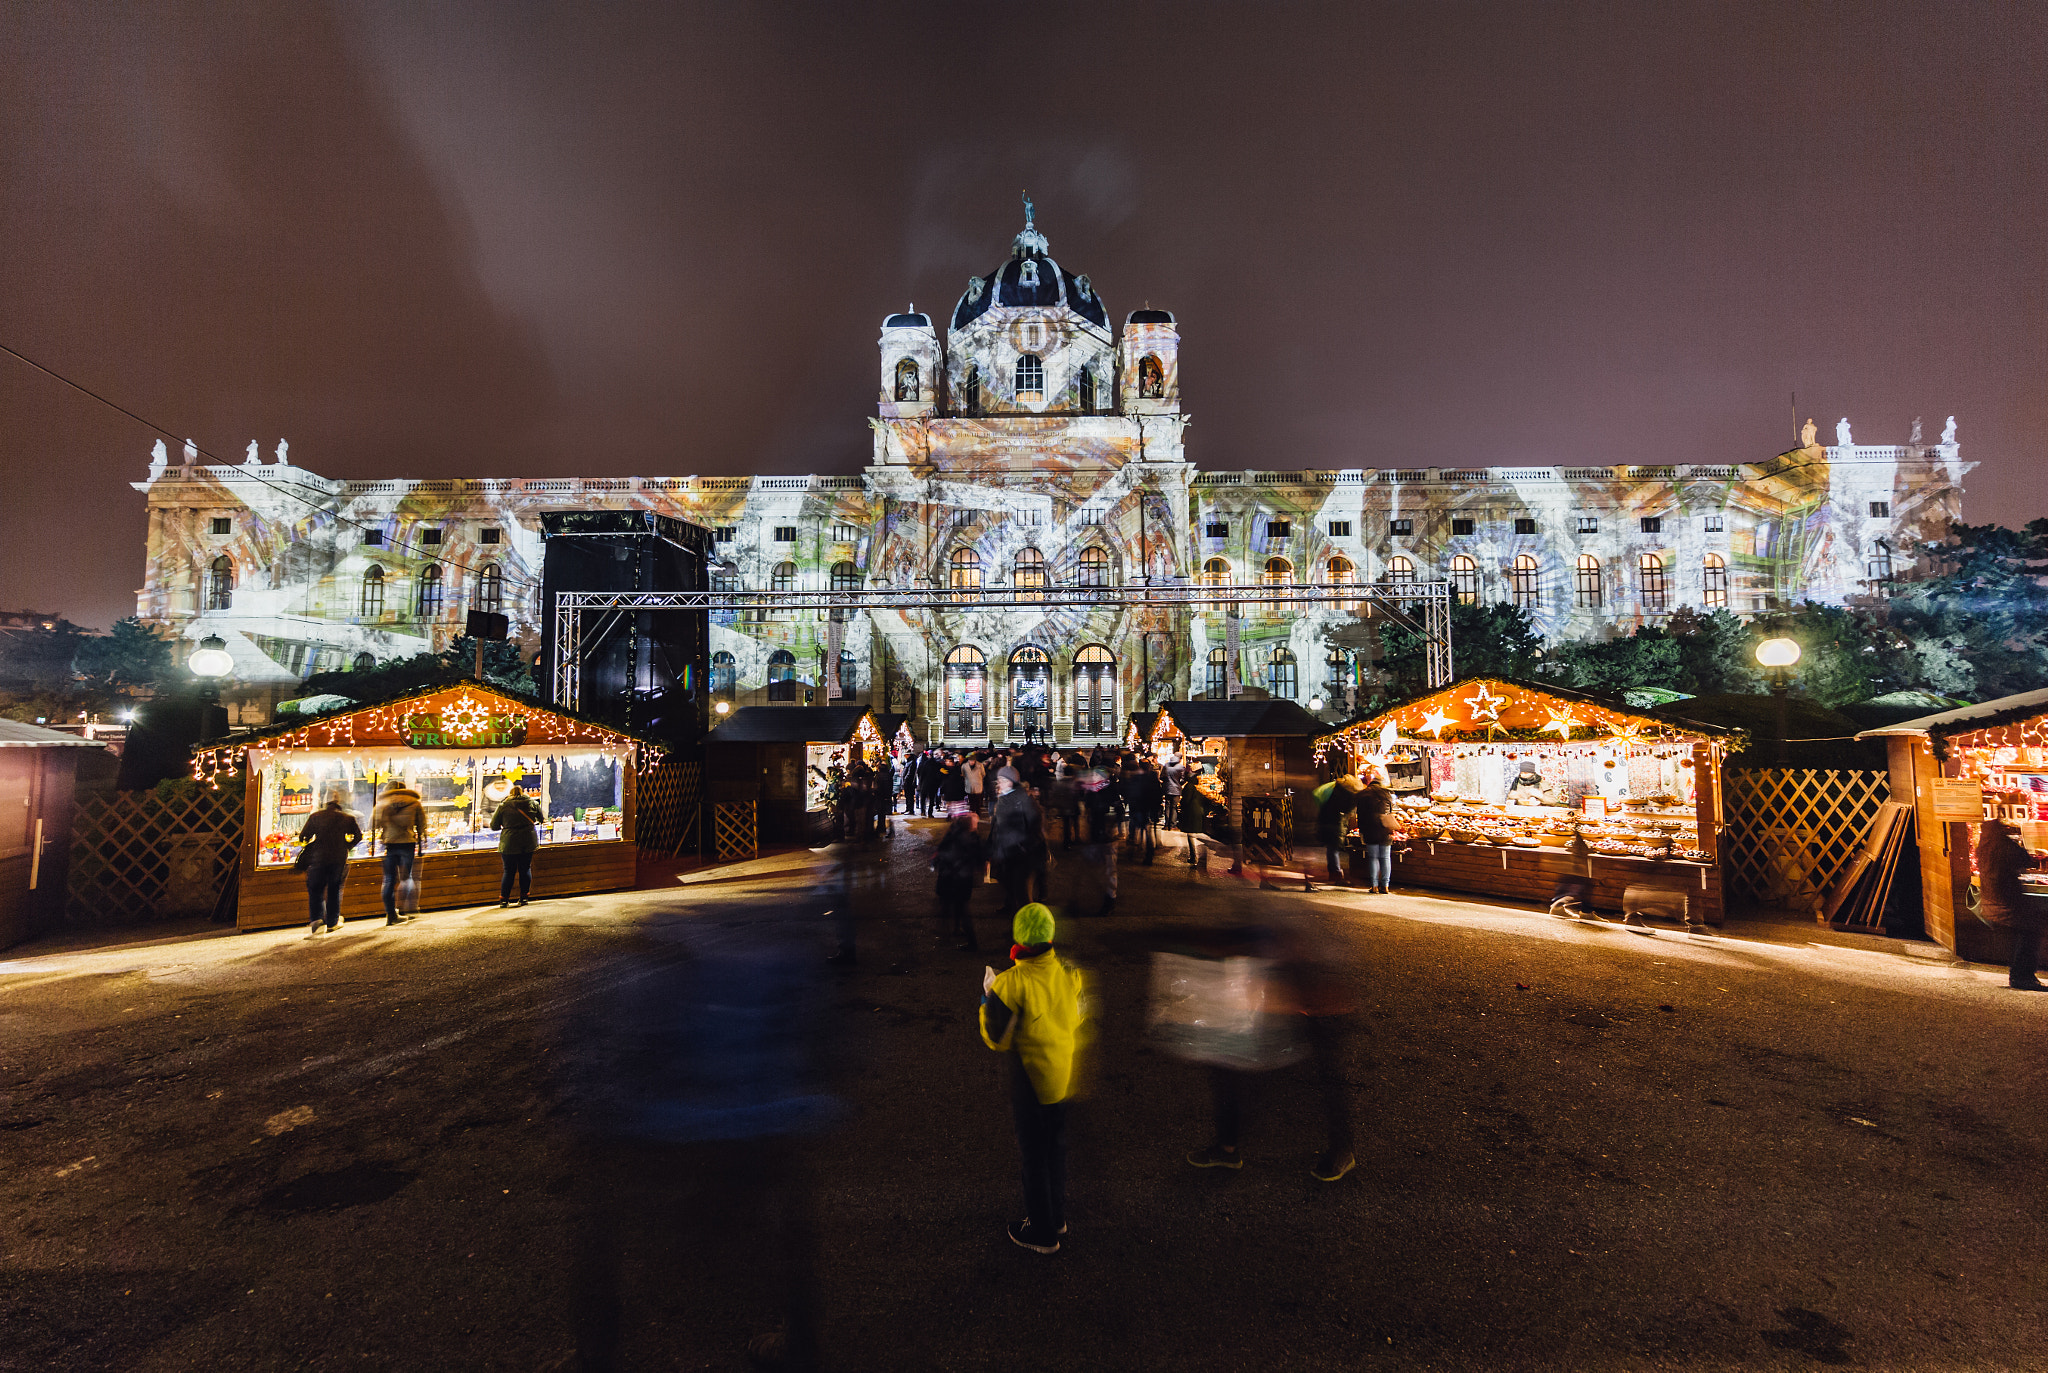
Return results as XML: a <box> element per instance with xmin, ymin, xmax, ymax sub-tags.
<box><xmin>1012</xmin><ymin>903</ymin><xmax>1055</xmax><ymax>947</ymax></box>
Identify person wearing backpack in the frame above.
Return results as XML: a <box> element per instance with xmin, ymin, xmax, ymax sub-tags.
<box><xmin>491</xmin><ymin>784</ymin><xmax>544</xmax><ymax>907</ymax></box>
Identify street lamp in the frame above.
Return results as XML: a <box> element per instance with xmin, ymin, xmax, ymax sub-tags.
<box><xmin>1755</xmin><ymin>637</ymin><xmax>1801</xmax><ymax>766</ymax></box>
<box><xmin>189</xmin><ymin>634</ymin><xmax>234</xmax><ymax>743</ymax></box>
<box><xmin>1309</xmin><ymin>694</ymin><xmax>1325</xmax><ymax>713</ymax></box>
<box><xmin>714</xmin><ymin>700</ymin><xmax>731</xmax><ymax>717</ymax></box>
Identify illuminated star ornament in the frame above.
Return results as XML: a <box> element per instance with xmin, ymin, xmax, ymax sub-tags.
<box><xmin>1543</xmin><ymin>710</ymin><xmax>1581</xmax><ymax>740</ymax></box>
<box><xmin>1462</xmin><ymin>683</ymin><xmax>1507</xmax><ymax>722</ymax></box>
<box><xmin>441</xmin><ymin>695</ymin><xmax>494</xmax><ymax>742</ymax></box>
<box><xmin>1418</xmin><ymin>707</ymin><xmax>1459</xmax><ymax>738</ymax></box>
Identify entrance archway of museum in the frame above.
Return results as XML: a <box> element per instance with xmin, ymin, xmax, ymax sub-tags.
<box><xmin>1008</xmin><ymin>645</ymin><xmax>1050</xmax><ymax>744</ymax></box>
<box><xmin>1074</xmin><ymin>645</ymin><xmax>1115</xmax><ymax>737</ymax></box>
<box><xmin>944</xmin><ymin>645</ymin><xmax>987</xmax><ymax>738</ymax></box>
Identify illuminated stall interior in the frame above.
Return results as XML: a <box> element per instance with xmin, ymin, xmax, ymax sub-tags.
<box><xmin>705</xmin><ymin>705</ymin><xmax>886</xmax><ymax>844</ymax></box>
<box><xmin>1148</xmin><ymin>699</ymin><xmax>1324</xmax><ymax>838</ymax></box>
<box><xmin>1315</xmin><ymin>679</ymin><xmax>1732</xmax><ymax>920</ymax></box>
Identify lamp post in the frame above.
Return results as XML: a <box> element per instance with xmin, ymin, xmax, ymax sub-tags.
<box><xmin>1754</xmin><ymin>637</ymin><xmax>1802</xmax><ymax>766</ymax></box>
<box><xmin>189</xmin><ymin>633</ymin><xmax>234</xmax><ymax>742</ymax></box>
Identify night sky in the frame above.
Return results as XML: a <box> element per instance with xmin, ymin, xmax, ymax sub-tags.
<box><xmin>4</xmin><ymin>2</ymin><xmax>2043</xmax><ymax>631</ymax></box>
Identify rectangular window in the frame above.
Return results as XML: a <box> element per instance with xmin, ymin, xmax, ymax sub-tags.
<box><xmin>832</xmin><ymin>523</ymin><xmax>859</xmax><ymax>542</ymax></box>
<box><xmin>1267</xmin><ymin>520</ymin><xmax>1292</xmax><ymax>539</ymax></box>
<box><xmin>1451</xmin><ymin>518</ymin><xmax>1475</xmax><ymax>536</ymax></box>
<box><xmin>209</xmin><ymin>517</ymin><xmax>232</xmax><ymax>535</ymax></box>
<box><xmin>1389</xmin><ymin>519</ymin><xmax>1413</xmax><ymax>537</ymax></box>
<box><xmin>1205</xmin><ymin>521</ymin><xmax>1229</xmax><ymax>539</ymax></box>
<box><xmin>481</xmin><ymin>527</ymin><xmax>502</xmax><ymax>545</ymax></box>
<box><xmin>1640</xmin><ymin>516</ymin><xmax>1662</xmax><ymax>534</ymax></box>
<box><xmin>1577</xmin><ymin>516</ymin><xmax>1598</xmax><ymax>534</ymax></box>
<box><xmin>363</xmin><ymin>530</ymin><xmax>384</xmax><ymax>547</ymax></box>
<box><xmin>1514</xmin><ymin>518</ymin><xmax>1537</xmax><ymax>535</ymax></box>
<box><xmin>1869</xmin><ymin>500</ymin><xmax>1891</xmax><ymax>518</ymax></box>
<box><xmin>1326</xmin><ymin>520</ymin><xmax>1352</xmax><ymax>538</ymax></box>
<box><xmin>422</xmin><ymin>528</ymin><xmax>443</xmax><ymax>545</ymax></box>
<box><xmin>1703</xmin><ymin>515</ymin><xmax>1724</xmax><ymax>533</ymax></box>
<box><xmin>714</xmin><ymin>526</ymin><xmax>737</xmax><ymax>543</ymax></box>
<box><xmin>774</xmin><ymin>526</ymin><xmax>798</xmax><ymax>543</ymax></box>
<box><xmin>1077</xmin><ymin>507</ymin><xmax>1102</xmax><ymax>526</ymax></box>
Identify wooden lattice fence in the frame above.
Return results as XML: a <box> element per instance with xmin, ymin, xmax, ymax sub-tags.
<box><xmin>634</xmin><ymin>757</ymin><xmax>703</xmax><ymax>856</ymax></box>
<box><xmin>1721</xmin><ymin>769</ymin><xmax>1889</xmax><ymax>914</ymax></box>
<box><xmin>66</xmin><ymin>786</ymin><xmax>245</xmax><ymax>927</ymax></box>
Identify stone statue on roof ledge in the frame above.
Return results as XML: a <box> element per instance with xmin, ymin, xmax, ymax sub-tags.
<box><xmin>1942</xmin><ymin>415</ymin><xmax>1957</xmax><ymax>445</ymax></box>
<box><xmin>1800</xmin><ymin>418</ymin><xmax>1817</xmax><ymax>449</ymax></box>
<box><xmin>275</xmin><ymin>438</ymin><xmax>289</xmax><ymax>465</ymax></box>
<box><xmin>1836</xmin><ymin>417</ymin><xmax>1853</xmax><ymax>448</ymax></box>
<box><xmin>149</xmin><ymin>439</ymin><xmax>167</xmax><ymax>472</ymax></box>
<box><xmin>1910</xmin><ymin>416</ymin><xmax>1923</xmax><ymax>444</ymax></box>
<box><xmin>244</xmin><ymin>440</ymin><xmax>262</xmax><ymax>467</ymax></box>
<box><xmin>183</xmin><ymin>439</ymin><xmax>197</xmax><ymax>463</ymax></box>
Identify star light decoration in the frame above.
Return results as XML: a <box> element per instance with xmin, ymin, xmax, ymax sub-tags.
<box><xmin>1461</xmin><ymin>683</ymin><xmax>1508</xmax><ymax>722</ymax></box>
<box><xmin>1543</xmin><ymin>709</ymin><xmax>1582</xmax><ymax>740</ymax></box>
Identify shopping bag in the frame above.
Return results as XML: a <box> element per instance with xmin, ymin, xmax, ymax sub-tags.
<box><xmin>1146</xmin><ymin>952</ymin><xmax>1306</xmax><ymax>1071</ymax></box>
<box><xmin>398</xmin><ymin>871</ymin><xmax>422</xmax><ymax>915</ymax></box>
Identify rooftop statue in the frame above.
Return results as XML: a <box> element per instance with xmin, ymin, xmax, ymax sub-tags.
<box><xmin>183</xmin><ymin>438</ymin><xmax>198</xmax><ymax>463</ymax></box>
<box><xmin>150</xmin><ymin>439</ymin><xmax>167</xmax><ymax>467</ymax></box>
<box><xmin>244</xmin><ymin>440</ymin><xmax>261</xmax><ymax>466</ymax></box>
<box><xmin>1910</xmin><ymin>416</ymin><xmax>1923</xmax><ymax>444</ymax></box>
<box><xmin>1800</xmin><ymin>418</ymin><xmax>1817</xmax><ymax>449</ymax></box>
<box><xmin>1835</xmin><ymin>417</ymin><xmax>1853</xmax><ymax>448</ymax></box>
<box><xmin>275</xmin><ymin>438</ymin><xmax>289</xmax><ymax>465</ymax></box>
<box><xmin>1942</xmin><ymin>415</ymin><xmax>1957</xmax><ymax>445</ymax></box>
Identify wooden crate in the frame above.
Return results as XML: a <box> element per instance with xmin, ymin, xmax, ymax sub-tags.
<box><xmin>235</xmin><ymin>841</ymin><xmax>637</xmax><ymax>931</ymax></box>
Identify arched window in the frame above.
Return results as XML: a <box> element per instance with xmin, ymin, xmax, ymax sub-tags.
<box><xmin>359</xmin><ymin>565</ymin><xmax>385</xmax><ymax>618</ymax></box>
<box><xmin>828</xmin><ymin>560</ymin><xmax>860</xmax><ymax>622</ymax></box>
<box><xmin>351</xmin><ymin>651</ymin><xmax>377</xmax><ymax>672</ymax></box>
<box><xmin>1866</xmin><ymin>539</ymin><xmax>1894</xmax><ymax>592</ymax></box>
<box><xmin>1201</xmin><ymin>556</ymin><xmax>1236</xmax><ymax>613</ymax></box>
<box><xmin>206</xmin><ymin>555</ymin><xmax>234</xmax><ymax>611</ymax></box>
<box><xmin>766</xmin><ymin>648</ymin><xmax>797</xmax><ymax>702</ymax></box>
<box><xmin>1574</xmin><ymin>554</ymin><xmax>1603</xmax><ymax>609</ymax></box>
<box><xmin>1268</xmin><ymin>646</ymin><xmax>1298</xmax><ymax>701</ymax></box>
<box><xmin>1015</xmin><ymin>354</ymin><xmax>1044</xmax><ymax>401</ymax></box>
<box><xmin>710</xmin><ymin>650</ymin><xmax>737</xmax><ymax>695</ymax></box>
<box><xmin>1138</xmin><ymin>355</ymin><xmax>1165</xmax><ymax>399</ymax></box>
<box><xmin>945</xmin><ymin>645</ymin><xmax>987</xmax><ymax>735</ymax></box>
<box><xmin>1384</xmin><ymin>555</ymin><xmax>1415</xmax><ymax>585</ymax></box>
<box><xmin>1206</xmin><ymin>647</ymin><xmax>1230</xmax><ymax>700</ymax></box>
<box><xmin>417</xmin><ymin>564</ymin><xmax>444</xmax><ymax>620</ymax></box>
<box><xmin>894</xmin><ymin>357</ymin><xmax>920</xmax><ymax>402</ymax></box>
<box><xmin>1263</xmin><ymin>557</ymin><xmax>1293</xmax><ymax>587</ymax></box>
<box><xmin>1638</xmin><ymin>553</ymin><xmax>1668</xmax><ymax>612</ymax></box>
<box><xmin>771</xmin><ymin>561</ymin><xmax>797</xmax><ymax>593</ymax></box>
<box><xmin>1013</xmin><ymin>547</ymin><xmax>1047</xmax><ymax>600</ymax></box>
<box><xmin>1702</xmin><ymin>553</ymin><xmax>1728</xmax><ymax>608</ymax></box>
<box><xmin>1510</xmin><ymin>554</ymin><xmax>1540</xmax><ymax>609</ymax></box>
<box><xmin>1327</xmin><ymin>554</ymin><xmax>1358</xmax><ymax>611</ymax></box>
<box><xmin>949</xmin><ymin>547</ymin><xmax>981</xmax><ymax>601</ymax></box>
<box><xmin>832</xmin><ymin>650</ymin><xmax>858</xmax><ymax>699</ymax></box>
<box><xmin>1078</xmin><ymin>366</ymin><xmax>1097</xmax><ymax>413</ymax></box>
<box><xmin>1074</xmin><ymin>645</ymin><xmax>1115</xmax><ymax>736</ymax></box>
<box><xmin>475</xmin><ymin>562</ymin><xmax>502</xmax><ymax>614</ymax></box>
<box><xmin>1009</xmin><ymin>645</ymin><xmax>1050</xmax><ymax>737</ymax></box>
<box><xmin>1450</xmin><ymin>554</ymin><xmax>1480</xmax><ymax>606</ymax></box>
<box><xmin>1078</xmin><ymin>545</ymin><xmax>1110</xmax><ymax>588</ymax></box>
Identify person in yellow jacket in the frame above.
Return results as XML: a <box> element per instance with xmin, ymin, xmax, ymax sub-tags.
<box><xmin>979</xmin><ymin>902</ymin><xmax>1089</xmax><ymax>1254</ymax></box>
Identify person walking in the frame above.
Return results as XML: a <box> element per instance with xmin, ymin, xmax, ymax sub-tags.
<box><xmin>1979</xmin><ymin>818</ymin><xmax>2046</xmax><ymax>990</ymax></box>
<box><xmin>1162</xmin><ymin>753</ymin><xmax>1185</xmax><ymax>832</ymax></box>
<box><xmin>298</xmin><ymin>790</ymin><xmax>361</xmax><ymax>936</ymax></box>
<box><xmin>939</xmin><ymin>753</ymin><xmax>966</xmax><ymax>814</ymax></box>
<box><xmin>371</xmin><ymin>780</ymin><xmax>426</xmax><ymax>926</ymax></box>
<box><xmin>1314</xmin><ymin>773</ymin><xmax>1364</xmax><ymax>889</ymax></box>
<box><xmin>933</xmin><ymin>811</ymin><xmax>987</xmax><ymax>951</ymax></box>
<box><xmin>1126</xmin><ymin>761</ymin><xmax>1162</xmax><ymax>866</ymax></box>
<box><xmin>962</xmin><ymin>753</ymin><xmax>987</xmax><ymax>816</ymax></box>
<box><xmin>918</xmin><ymin>749</ymin><xmax>943</xmax><ymax>817</ymax></box>
<box><xmin>491</xmin><ymin>783</ymin><xmax>544</xmax><ymax>907</ymax></box>
<box><xmin>987</xmin><ymin>767</ymin><xmax>1048</xmax><ymax>921</ymax></box>
<box><xmin>1354</xmin><ymin>770</ymin><xmax>1397</xmax><ymax>894</ymax></box>
<box><xmin>979</xmin><ymin>903</ymin><xmax>1089</xmax><ymax>1254</ymax></box>
<box><xmin>1080</xmin><ymin>770</ymin><xmax>1120</xmax><ymax>916</ymax></box>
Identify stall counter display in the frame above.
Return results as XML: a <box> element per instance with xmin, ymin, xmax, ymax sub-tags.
<box><xmin>1315</xmin><ymin>679</ymin><xmax>1734</xmax><ymax>922</ymax></box>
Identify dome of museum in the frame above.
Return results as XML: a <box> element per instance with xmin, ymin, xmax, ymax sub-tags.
<box><xmin>951</xmin><ymin>202</ymin><xmax>1109</xmax><ymax>332</ymax></box>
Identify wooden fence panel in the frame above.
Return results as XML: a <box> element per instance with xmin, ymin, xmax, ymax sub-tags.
<box><xmin>634</xmin><ymin>758</ymin><xmax>702</xmax><ymax>856</ymax></box>
<box><xmin>1722</xmin><ymin>769</ymin><xmax>1888</xmax><ymax>914</ymax></box>
<box><xmin>66</xmin><ymin>787</ymin><xmax>245</xmax><ymax>927</ymax></box>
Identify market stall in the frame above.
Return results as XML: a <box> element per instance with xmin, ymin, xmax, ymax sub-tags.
<box><xmin>1125</xmin><ymin>712</ymin><xmax>1158</xmax><ymax>752</ymax></box>
<box><xmin>704</xmin><ymin>705</ymin><xmax>885</xmax><ymax>844</ymax></box>
<box><xmin>1149</xmin><ymin>700</ymin><xmax>1324</xmax><ymax>841</ymax></box>
<box><xmin>194</xmin><ymin>682</ymin><xmax>658</xmax><ymax>931</ymax></box>
<box><xmin>1857</xmin><ymin>687</ymin><xmax>2048</xmax><ymax>963</ymax></box>
<box><xmin>1314</xmin><ymin>679</ymin><xmax>1733</xmax><ymax>923</ymax></box>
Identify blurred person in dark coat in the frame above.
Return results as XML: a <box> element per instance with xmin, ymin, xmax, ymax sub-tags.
<box><xmin>297</xmin><ymin>791</ymin><xmax>361</xmax><ymax>935</ymax></box>
<box><xmin>1979</xmin><ymin>819</ymin><xmax>2046</xmax><ymax>990</ymax></box>
<box><xmin>987</xmin><ymin>767</ymin><xmax>1048</xmax><ymax>918</ymax></box>
<box><xmin>933</xmin><ymin>810</ymin><xmax>987</xmax><ymax>951</ymax></box>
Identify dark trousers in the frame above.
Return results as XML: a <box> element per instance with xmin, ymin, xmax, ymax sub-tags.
<box><xmin>305</xmin><ymin>862</ymin><xmax>345</xmax><ymax>928</ymax></box>
<box><xmin>1324</xmin><ymin>845</ymin><xmax>1347</xmax><ymax>885</ymax></box>
<box><xmin>1207</xmin><ymin>1014</ymin><xmax>1354</xmax><ymax>1156</ymax></box>
<box><xmin>1010</xmin><ymin>1065</ymin><xmax>1067</xmax><ymax>1236</ymax></box>
<box><xmin>501</xmin><ymin>850</ymin><xmax>534</xmax><ymax>902</ymax></box>
<box><xmin>380</xmin><ymin>843</ymin><xmax>417</xmax><ymax>916</ymax></box>
<box><xmin>937</xmin><ymin>886</ymin><xmax>976</xmax><ymax>948</ymax></box>
<box><xmin>920</xmin><ymin>786</ymin><xmax>940</xmax><ymax>816</ymax></box>
<box><xmin>2010</xmin><ymin>923</ymin><xmax>2044</xmax><ymax>986</ymax></box>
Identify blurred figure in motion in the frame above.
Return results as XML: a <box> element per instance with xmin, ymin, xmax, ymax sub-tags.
<box><xmin>1079</xmin><ymin>768</ymin><xmax>1119</xmax><ymax>916</ymax></box>
<box><xmin>824</xmin><ymin>834</ymin><xmax>884</xmax><ymax>968</ymax></box>
<box><xmin>933</xmin><ymin>807</ymin><xmax>987</xmax><ymax>951</ymax></box>
<box><xmin>978</xmin><ymin>903</ymin><xmax>1090</xmax><ymax>1254</ymax></box>
<box><xmin>1147</xmin><ymin>920</ymin><xmax>1358</xmax><ymax>1182</ymax></box>
<box><xmin>1125</xmin><ymin>758</ymin><xmax>1162</xmax><ymax>866</ymax></box>
<box><xmin>988</xmin><ymin>767</ymin><xmax>1047</xmax><ymax>918</ymax></box>
<box><xmin>298</xmin><ymin>788</ymin><xmax>361</xmax><ymax>936</ymax></box>
<box><xmin>565</xmin><ymin>929</ymin><xmax>840</xmax><ymax>1371</ymax></box>
<box><xmin>1313</xmin><ymin>772</ymin><xmax>1363</xmax><ymax>890</ymax></box>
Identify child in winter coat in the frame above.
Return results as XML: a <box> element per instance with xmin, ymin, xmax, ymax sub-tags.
<box><xmin>979</xmin><ymin>903</ymin><xmax>1088</xmax><ymax>1253</ymax></box>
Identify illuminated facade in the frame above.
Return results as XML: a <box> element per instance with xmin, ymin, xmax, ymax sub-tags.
<box><xmin>133</xmin><ymin>208</ymin><xmax>1970</xmax><ymax>739</ymax></box>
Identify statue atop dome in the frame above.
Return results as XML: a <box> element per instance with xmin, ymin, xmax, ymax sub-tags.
<box><xmin>1012</xmin><ymin>188</ymin><xmax>1049</xmax><ymax>257</ymax></box>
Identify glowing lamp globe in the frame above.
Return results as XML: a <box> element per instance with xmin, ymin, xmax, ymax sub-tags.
<box><xmin>188</xmin><ymin>635</ymin><xmax>234</xmax><ymax>679</ymax></box>
<box><xmin>1309</xmin><ymin>695</ymin><xmax>1325</xmax><ymax>712</ymax></box>
<box><xmin>1754</xmin><ymin>638</ymin><xmax>1802</xmax><ymax>670</ymax></box>
<box><xmin>714</xmin><ymin>701</ymin><xmax>731</xmax><ymax>716</ymax></box>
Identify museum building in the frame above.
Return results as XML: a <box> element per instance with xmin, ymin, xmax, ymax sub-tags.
<box><xmin>132</xmin><ymin>206</ymin><xmax>1971</xmax><ymax>744</ymax></box>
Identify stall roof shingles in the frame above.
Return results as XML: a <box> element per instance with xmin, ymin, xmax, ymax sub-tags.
<box><xmin>1855</xmin><ymin>686</ymin><xmax>2048</xmax><ymax>740</ymax></box>
<box><xmin>709</xmin><ymin>706</ymin><xmax>873</xmax><ymax>745</ymax></box>
<box><xmin>0</xmin><ymin>719</ymin><xmax>110</xmax><ymax>748</ymax></box>
<box><xmin>1159</xmin><ymin>700</ymin><xmax>1325</xmax><ymax>739</ymax></box>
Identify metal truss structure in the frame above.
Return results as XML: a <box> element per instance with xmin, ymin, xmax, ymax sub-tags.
<box><xmin>550</xmin><ymin>581</ymin><xmax>1454</xmax><ymax>712</ymax></box>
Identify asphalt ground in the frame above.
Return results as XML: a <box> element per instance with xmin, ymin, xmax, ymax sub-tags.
<box><xmin>2</xmin><ymin>817</ymin><xmax>2044</xmax><ymax>1372</ymax></box>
